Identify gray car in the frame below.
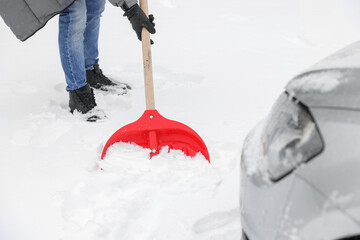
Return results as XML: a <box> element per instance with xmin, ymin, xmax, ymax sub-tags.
<box><xmin>240</xmin><ymin>41</ymin><xmax>360</xmax><ymax>240</ymax></box>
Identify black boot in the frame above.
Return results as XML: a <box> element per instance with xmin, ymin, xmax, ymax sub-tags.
<box><xmin>69</xmin><ymin>84</ymin><xmax>106</xmax><ymax>122</ymax></box>
<box><xmin>86</xmin><ymin>64</ymin><xmax>117</xmax><ymax>89</ymax></box>
<box><xmin>86</xmin><ymin>64</ymin><xmax>129</xmax><ymax>94</ymax></box>
<box><xmin>69</xmin><ymin>84</ymin><xmax>96</xmax><ymax>114</ymax></box>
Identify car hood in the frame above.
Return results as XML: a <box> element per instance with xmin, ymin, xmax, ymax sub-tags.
<box><xmin>285</xmin><ymin>41</ymin><xmax>360</xmax><ymax>110</ymax></box>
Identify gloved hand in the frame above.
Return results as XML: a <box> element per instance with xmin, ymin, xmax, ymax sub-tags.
<box><xmin>123</xmin><ymin>4</ymin><xmax>156</xmax><ymax>44</ymax></box>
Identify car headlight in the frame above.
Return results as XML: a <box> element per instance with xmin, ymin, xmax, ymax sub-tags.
<box><xmin>263</xmin><ymin>93</ymin><xmax>324</xmax><ymax>181</ymax></box>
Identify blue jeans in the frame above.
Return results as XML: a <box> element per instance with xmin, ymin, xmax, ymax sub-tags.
<box><xmin>58</xmin><ymin>0</ymin><xmax>106</xmax><ymax>91</ymax></box>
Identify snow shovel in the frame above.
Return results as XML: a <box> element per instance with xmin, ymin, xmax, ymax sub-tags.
<box><xmin>101</xmin><ymin>0</ymin><xmax>210</xmax><ymax>162</ymax></box>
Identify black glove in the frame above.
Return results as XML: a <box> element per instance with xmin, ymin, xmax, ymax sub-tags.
<box><xmin>123</xmin><ymin>4</ymin><xmax>156</xmax><ymax>44</ymax></box>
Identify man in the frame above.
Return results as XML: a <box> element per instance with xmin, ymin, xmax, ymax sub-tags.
<box><xmin>0</xmin><ymin>0</ymin><xmax>155</xmax><ymax>121</ymax></box>
<box><xmin>60</xmin><ymin>0</ymin><xmax>156</xmax><ymax>121</ymax></box>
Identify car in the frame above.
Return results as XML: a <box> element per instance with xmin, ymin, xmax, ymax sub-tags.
<box><xmin>240</xmin><ymin>41</ymin><xmax>360</xmax><ymax>240</ymax></box>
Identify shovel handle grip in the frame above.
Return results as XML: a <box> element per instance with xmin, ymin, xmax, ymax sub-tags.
<box><xmin>140</xmin><ymin>0</ymin><xmax>155</xmax><ymax>110</ymax></box>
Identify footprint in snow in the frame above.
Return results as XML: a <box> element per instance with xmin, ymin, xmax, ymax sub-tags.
<box><xmin>11</xmin><ymin>108</ymin><xmax>72</xmax><ymax>148</ymax></box>
<box><xmin>54</xmin><ymin>82</ymin><xmax>66</xmax><ymax>93</ymax></box>
<box><xmin>154</xmin><ymin>68</ymin><xmax>205</xmax><ymax>90</ymax></box>
<box><xmin>193</xmin><ymin>209</ymin><xmax>240</xmax><ymax>233</ymax></box>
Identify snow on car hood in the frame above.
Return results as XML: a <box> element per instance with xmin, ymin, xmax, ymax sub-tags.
<box><xmin>286</xmin><ymin>41</ymin><xmax>360</xmax><ymax>110</ymax></box>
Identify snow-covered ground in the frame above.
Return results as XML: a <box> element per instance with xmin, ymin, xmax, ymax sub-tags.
<box><xmin>1</xmin><ymin>0</ymin><xmax>360</xmax><ymax>239</ymax></box>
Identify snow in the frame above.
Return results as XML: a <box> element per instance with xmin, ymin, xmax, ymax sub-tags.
<box><xmin>287</xmin><ymin>70</ymin><xmax>345</xmax><ymax>93</ymax></box>
<box><xmin>60</xmin><ymin>144</ymin><xmax>223</xmax><ymax>239</ymax></box>
<box><xmin>2</xmin><ymin>0</ymin><xmax>360</xmax><ymax>239</ymax></box>
<box><xmin>240</xmin><ymin>121</ymin><xmax>267</xmax><ymax>178</ymax></box>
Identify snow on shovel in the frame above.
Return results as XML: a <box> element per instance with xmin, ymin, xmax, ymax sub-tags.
<box><xmin>101</xmin><ymin>0</ymin><xmax>210</xmax><ymax>163</ymax></box>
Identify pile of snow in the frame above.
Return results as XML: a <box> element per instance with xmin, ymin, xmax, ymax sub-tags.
<box><xmin>60</xmin><ymin>144</ymin><xmax>224</xmax><ymax>239</ymax></box>
<box><xmin>287</xmin><ymin>70</ymin><xmax>345</xmax><ymax>93</ymax></box>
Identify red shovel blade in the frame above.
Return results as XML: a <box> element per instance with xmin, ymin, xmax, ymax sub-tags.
<box><xmin>101</xmin><ymin>110</ymin><xmax>210</xmax><ymax>162</ymax></box>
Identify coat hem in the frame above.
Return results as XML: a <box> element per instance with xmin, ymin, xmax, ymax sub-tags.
<box><xmin>20</xmin><ymin>0</ymin><xmax>77</xmax><ymax>41</ymax></box>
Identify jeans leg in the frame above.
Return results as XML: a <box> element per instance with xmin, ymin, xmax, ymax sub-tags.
<box><xmin>84</xmin><ymin>0</ymin><xmax>106</xmax><ymax>69</ymax></box>
<box><xmin>58</xmin><ymin>0</ymin><xmax>87</xmax><ymax>91</ymax></box>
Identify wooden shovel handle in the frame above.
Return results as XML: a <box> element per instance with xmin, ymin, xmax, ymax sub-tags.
<box><xmin>140</xmin><ymin>0</ymin><xmax>155</xmax><ymax>110</ymax></box>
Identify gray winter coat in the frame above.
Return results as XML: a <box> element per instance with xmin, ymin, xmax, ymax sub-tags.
<box><xmin>0</xmin><ymin>0</ymin><xmax>137</xmax><ymax>41</ymax></box>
